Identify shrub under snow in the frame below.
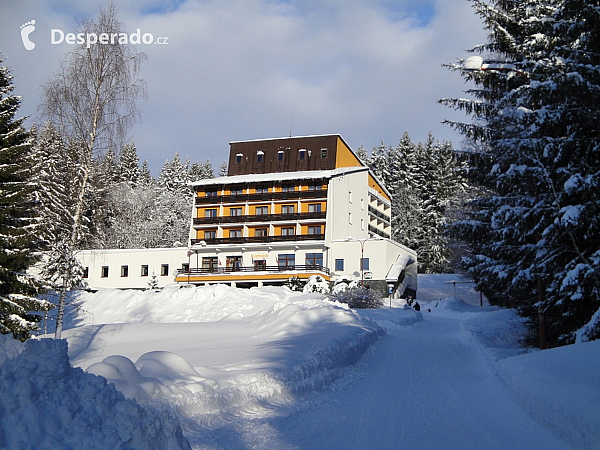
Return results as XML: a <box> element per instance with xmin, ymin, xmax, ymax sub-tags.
<box><xmin>330</xmin><ymin>286</ymin><xmax>383</xmax><ymax>309</ymax></box>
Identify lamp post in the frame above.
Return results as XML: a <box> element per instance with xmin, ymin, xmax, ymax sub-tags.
<box><xmin>338</xmin><ymin>236</ymin><xmax>381</xmax><ymax>287</ymax></box>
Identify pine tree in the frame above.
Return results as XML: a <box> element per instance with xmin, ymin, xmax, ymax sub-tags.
<box><xmin>441</xmin><ymin>0</ymin><xmax>600</xmax><ymax>345</ymax></box>
<box><xmin>218</xmin><ymin>161</ymin><xmax>228</xmax><ymax>177</ymax></box>
<box><xmin>139</xmin><ymin>160</ymin><xmax>154</xmax><ymax>186</ymax></box>
<box><xmin>0</xmin><ymin>57</ymin><xmax>52</xmax><ymax>340</ymax></box>
<box><xmin>119</xmin><ymin>142</ymin><xmax>140</xmax><ymax>187</ymax></box>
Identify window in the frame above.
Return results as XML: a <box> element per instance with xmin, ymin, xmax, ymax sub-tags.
<box><xmin>254</xmin><ymin>228</ymin><xmax>268</xmax><ymax>237</ymax></box>
<box><xmin>230</xmin><ymin>207</ymin><xmax>242</xmax><ymax>216</ymax></box>
<box><xmin>205</xmin><ymin>190</ymin><xmax>218</xmax><ymax>197</ymax></box>
<box><xmin>299</xmin><ymin>149</ymin><xmax>306</xmax><ymax>159</ymax></box>
<box><xmin>321</xmin><ymin>148</ymin><xmax>327</xmax><ymax>158</ymax></box>
<box><xmin>101</xmin><ymin>266</ymin><xmax>109</xmax><ymax>278</ymax></box>
<box><xmin>257</xmin><ymin>151</ymin><xmax>264</xmax><ymax>162</ymax></box>
<box><xmin>308</xmin><ymin>225</ymin><xmax>322</xmax><ymax>235</ymax></box>
<box><xmin>254</xmin><ymin>259</ymin><xmax>267</xmax><ymax>271</ymax></box>
<box><xmin>361</xmin><ymin>258</ymin><xmax>370</xmax><ymax>271</ymax></box>
<box><xmin>281</xmin><ymin>204</ymin><xmax>295</xmax><ymax>214</ymax></box>
<box><xmin>281</xmin><ymin>227</ymin><xmax>295</xmax><ymax>236</ymax></box>
<box><xmin>335</xmin><ymin>259</ymin><xmax>344</xmax><ymax>271</ymax></box>
<box><xmin>141</xmin><ymin>265</ymin><xmax>149</xmax><ymax>277</ymax></box>
<box><xmin>226</xmin><ymin>256</ymin><xmax>243</xmax><ymax>270</ymax></box>
<box><xmin>255</xmin><ymin>206</ymin><xmax>269</xmax><ymax>215</ymax></box>
<box><xmin>282</xmin><ymin>184</ymin><xmax>295</xmax><ymax>192</ymax></box>
<box><xmin>202</xmin><ymin>257</ymin><xmax>218</xmax><ymax>271</ymax></box>
<box><xmin>278</xmin><ymin>151</ymin><xmax>284</xmax><ymax>161</ymax></box>
<box><xmin>256</xmin><ymin>185</ymin><xmax>269</xmax><ymax>193</ymax></box>
<box><xmin>236</xmin><ymin>153</ymin><xmax>243</xmax><ymax>164</ymax></box>
<box><xmin>229</xmin><ymin>229</ymin><xmax>242</xmax><ymax>238</ymax></box>
<box><xmin>182</xmin><ymin>263</ymin><xmax>190</xmax><ymax>273</ymax></box>
<box><xmin>205</xmin><ymin>209</ymin><xmax>217</xmax><ymax>217</ymax></box>
<box><xmin>121</xmin><ymin>265</ymin><xmax>129</xmax><ymax>277</ymax></box>
<box><xmin>204</xmin><ymin>230</ymin><xmax>216</xmax><ymax>240</ymax></box>
<box><xmin>306</xmin><ymin>253</ymin><xmax>323</xmax><ymax>267</ymax></box>
<box><xmin>231</xmin><ymin>188</ymin><xmax>244</xmax><ymax>195</ymax></box>
<box><xmin>308</xmin><ymin>203</ymin><xmax>321</xmax><ymax>213</ymax></box>
<box><xmin>278</xmin><ymin>254</ymin><xmax>295</xmax><ymax>268</ymax></box>
<box><xmin>161</xmin><ymin>264</ymin><xmax>169</xmax><ymax>276</ymax></box>
<box><xmin>83</xmin><ymin>267</ymin><xmax>89</xmax><ymax>278</ymax></box>
<box><xmin>308</xmin><ymin>183</ymin><xmax>322</xmax><ymax>191</ymax></box>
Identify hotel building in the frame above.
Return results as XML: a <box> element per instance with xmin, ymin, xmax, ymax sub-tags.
<box><xmin>174</xmin><ymin>135</ymin><xmax>417</xmax><ymax>297</ymax></box>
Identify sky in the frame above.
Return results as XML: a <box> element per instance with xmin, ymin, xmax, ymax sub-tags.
<box><xmin>0</xmin><ymin>0</ymin><xmax>487</xmax><ymax>175</ymax></box>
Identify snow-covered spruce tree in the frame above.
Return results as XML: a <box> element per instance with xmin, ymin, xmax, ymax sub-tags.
<box><xmin>30</xmin><ymin>123</ymin><xmax>86</xmax><ymax>305</ymax></box>
<box><xmin>366</xmin><ymin>133</ymin><xmax>466</xmax><ymax>273</ymax></box>
<box><xmin>0</xmin><ymin>57</ymin><xmax>52</xmax><ymax>340</ymax></box>
<box><xmin>118</xmin><ymin>142</ymin><xmax>141</xmax><ymax>187</ymax></box>
<box><xmin>218</xmin><ymin>161</ymin><xmax>228</xmax><ymax>177</ymax></box>
<box><xmin>39</xmin><ymin>3</ymin><xmax>146</xmax><ymax>339</ymax></box>
<box><xmin>440</xmin><ymin>0</ymin><xmax>600</xmax><ymax>345</ymax></box>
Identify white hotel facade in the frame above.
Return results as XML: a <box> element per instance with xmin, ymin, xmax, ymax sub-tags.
<box><xmin>78</xmin><ymin>135</ymin><xmax>417</xmax><ymax>297</ymax></box>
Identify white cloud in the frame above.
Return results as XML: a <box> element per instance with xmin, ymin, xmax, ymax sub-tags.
<box><xmin>0</xmin><ymin>0</ymin><xmax>486</xmax><ymax>173</ymax></box>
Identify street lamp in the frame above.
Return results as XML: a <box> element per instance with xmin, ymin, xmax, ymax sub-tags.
<box><xmin>463</xmin><ymin>55</ymin><xmax>525</xmax><ymax>76</ymax></box>
<box><xmin>340</xmin><ymin>236</ymin><xmax>382</xmax><ymax>287</ymax></box>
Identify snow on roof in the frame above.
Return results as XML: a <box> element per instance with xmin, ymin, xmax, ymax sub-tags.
<box><xmin>190</xmin><ymin>166</ymin><xmax>369</xmax><ymax>187</ymax></box>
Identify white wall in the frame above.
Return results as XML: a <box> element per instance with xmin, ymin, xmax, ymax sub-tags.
<box><xmin>77</xmin><ymin>247</ymin><xmax>189</xmax><ymax>289</ymax></box>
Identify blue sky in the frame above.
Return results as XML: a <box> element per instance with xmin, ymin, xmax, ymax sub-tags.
<box><xmin>0</xmin><ymin>0</ymin><xmax>486</xmax><ymax>174</ymax></box>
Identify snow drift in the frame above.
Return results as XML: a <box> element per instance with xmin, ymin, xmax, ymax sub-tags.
<box><xmin>0</xmin><ymin>334</ymin><xmax>191</xmax><ymax>449</ymax></box>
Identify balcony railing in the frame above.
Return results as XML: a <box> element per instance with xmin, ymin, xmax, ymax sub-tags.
<box><xmin>368</xmin><ymin>205</ymin><xmax>391</xmax><ymax>225</ymax></box>
<box><xmin>195</xmin><ymin>189</ymin><xmax>327</xmax><ymax>205</ymax></box>
<box><xmin>176</xmin><ymin>264</ymin><xmax>330</xmax><ymax>276</ymax></box>
<box><xmin>190</xmin><ymin>234</ymin><xmax>325</xmax><ymax>246</ymax></box>
<box><xmin>368</xmin><ymin>224</ymin><xmax>390</xmax><ymax>239</ymax></box>
<box><xmin>193</xmin><ymin>211</ymin><xmax>326</xmax><ymax>225</ymax></box>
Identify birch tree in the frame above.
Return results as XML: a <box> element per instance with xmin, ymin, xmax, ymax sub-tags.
<box><xmin>39</xmin><ymin>3</ymin><xmax>146</xmax><ymax>338</ymax></box>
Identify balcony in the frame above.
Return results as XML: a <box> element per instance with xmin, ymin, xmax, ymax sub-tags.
<box><xmin>368</xmin><ymin>205</ymin><xmax>391</xmax><ymax>225</ymax></box>
<box><xmin>176</xmin><ymin>264</ymin><xmax>330</xmax><ymax>276</ymax></box>
<box><xmin>190</xmin><ymin>234</ymin><xmax>325</xmax><ymax>246</ymax></box>
<box><xmin>195</xmin><ymin>189</ymin><xmax>327</xmax><ymax>205</ymax></box>
<box><xmin>193</xmin><ymin>211</ymin><xmax>326</xmax><ymax>225</ymax></box>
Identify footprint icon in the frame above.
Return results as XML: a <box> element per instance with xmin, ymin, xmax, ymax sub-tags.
<box><xmin>20</xmin><ymin>20</ymin><xmax>36</xmax><ymax>51</ymax></box>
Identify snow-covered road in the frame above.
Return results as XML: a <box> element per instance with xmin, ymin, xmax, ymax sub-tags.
<box><xmin>203</xmin><ymin>311</ymin><xmax>572</xmax><ymax>449</ymax></box>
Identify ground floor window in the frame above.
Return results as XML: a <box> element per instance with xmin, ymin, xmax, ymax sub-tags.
<box><xmin>161</xmin><ymin>264</ymin><xmax>169</xmax><ymax>276</ymax></box>
<box><xmin>101</xmin><ymin>266</ymin><xmax>109</xmax><ymax>278</ymax></box>
<box><xmin>306</xmin><ymin>253</ymin><xmax>323</xmax><ymax>267</ymax></box>
<box><xmin>361</xmin><ymin>257</ymin><xmax>370</xmax><ymax>271</ymax></box>
<box><xmin>141</xmin><ymin>265</ymin><xmax>149</xmax><ymax>276</ymax></box>
<box><xmin>278</xmin><ymin>254</ymin><xmax>295</xmax><ymax>268</ymax></box>
<box><xmin>121</xmin><ymin>265</ymin><xmax>129</xmax><ymax>277</ymax></box>
<box><xmin>202</xmin><ymin>257</ymin><xmax>218</xmax><ymax>272</ymax></box>
<box><xmin>335</xmin><ymin>259</ymin><xmax>344</xmax><ymax>271</ymax></box>
<box><xmin>254</xmin><ymin>259</ymin><xmax>267</xmax><ymax>271</ymax></box>
<box><xmin>226</xmin><ymin>256</ymin><xmax>243</xmax><ymax>270</ymax></box>
<box><xmin>83</xmin><ymin>267</ymin><xmax>89</xmax><ymax>278</ymax></box>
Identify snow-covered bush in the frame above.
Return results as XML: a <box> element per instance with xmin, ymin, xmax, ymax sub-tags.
<box><xmin>331</xmin><ymin>279</ymin><xmax>359</xmax><ymax>295</ymax></box>
<box><xmin>329</xmin><ymin>286</ymin><xmax>383</xmax><ymax>309</ymax></box>
<box><xmin>303</xmin><ymin>275</ymin><xmax>330</xmax><ymax>294</ymax></box>
<box><xmin>285</xmin><ymin>276</ymin><xmax>305</xmax><ymax>292</ymax></box>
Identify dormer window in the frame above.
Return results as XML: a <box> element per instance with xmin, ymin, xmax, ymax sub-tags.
<box><xmin>236</xmin><ymin>153</ymin><xmax>243</xmax><ymax>164</ymax></box>
<box><xmin>257</xmin><ymin>151</ymin><xmax>264</xmax><ymax>163</ymax></box>
<box><xmin>278</xmin><ymin>150</ymin><xmax>284</xmax><ymax>161</ymax></box>
<box><xmin>299</xmin><ymin>149</ymin><xmax>306</xmax><ymax>160</ymax></box>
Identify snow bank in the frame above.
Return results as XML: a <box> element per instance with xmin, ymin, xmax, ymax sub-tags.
<box><xmin>62</xmin><ymin>286</ymin><xmax>384</xmax><ymax>438</ymax></box>
<box><xmin>460</xmin><ymin>308</ymin><xmax>600</xmax><ymax>450</ymax></box>
<box><xmin>0</xmin><ymin>334</ymin><xmax>191</xmax><ymax>449</ymax></box>
<box><xmin>498</xmin><ymin>341</ymin><xmax>600</xmax><ymax>450</ymax></box>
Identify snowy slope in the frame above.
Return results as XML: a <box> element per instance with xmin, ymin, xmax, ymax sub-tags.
<box><xmin>1</xmin><ymin>276</ymin><xmax>598</xmax><ymax>449</ymax></box>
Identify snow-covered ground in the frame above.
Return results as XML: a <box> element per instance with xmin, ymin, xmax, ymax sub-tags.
<box><xmin>1</xmin><ymin>275</ymin><xmax>598</xmax><ymax>449</ymax></box>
